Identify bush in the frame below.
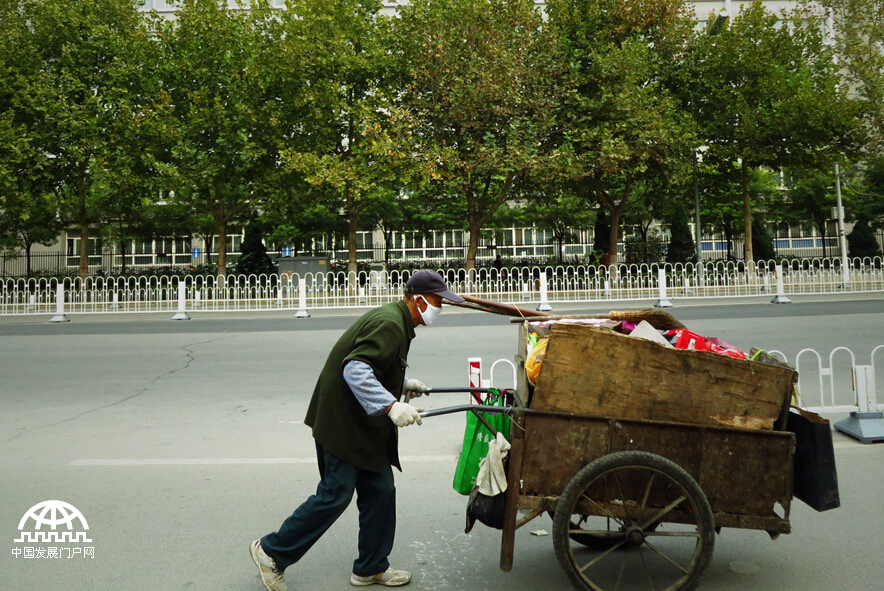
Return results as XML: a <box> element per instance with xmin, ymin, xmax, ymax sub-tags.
<box><xmin>751</xmin><ymin>218</ymin><xmax>776</xmax><ymax>261</ymax></box>
<box><xmin>235</xmin><ymin>223</ymin><xmax>278</xmax><ymax>276</ymax></box>
<box><xmin>625</xmin><ymin>235</ymin><xmax>665</xmax><ymax>265</ymax></box>
<box><xmin>847</xmin><ymin>215</ymin><xmax>883</xmax><ymax>258</ymax></box>
<box><xmin>666</xmin><ymin>203</ymin><xmax>696</xmax><ymax>264</ymax></box>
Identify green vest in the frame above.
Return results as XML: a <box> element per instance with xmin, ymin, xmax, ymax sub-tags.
<box><xmin>305</xmin><ymin>300</ymin><xmax>416</xmax><ymax>472</ymax></box>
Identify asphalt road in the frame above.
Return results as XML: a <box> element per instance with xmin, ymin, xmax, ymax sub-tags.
<box><xmin>1</xmin><ymin>294</ymin><xmax>883</xmax><ymax>591</ymax></box>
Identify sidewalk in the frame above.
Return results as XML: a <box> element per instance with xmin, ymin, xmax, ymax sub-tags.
<box><xmin>1</xmin><ymin>291</ymin><xmax>881</xmax><ymax>326</ymax></box>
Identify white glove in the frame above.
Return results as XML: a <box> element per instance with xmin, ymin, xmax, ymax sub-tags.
<box><xmin>388</xmin><ymin>401</ymin><xmax>423</xmax><ymax>427</ymax></box>
<box><xmin>404</xmin><ymin>378</ymin><xmax>429</xmax><ymax>399</ymax></box>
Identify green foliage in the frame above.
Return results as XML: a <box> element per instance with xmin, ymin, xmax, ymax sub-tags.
<box><xmin>275</xmin><ymin>0</ymin><xmax>398</xmax><ymax>274</ymax></box>
<box><xmin>819</xmin><ymin>0</ymin><xmax>884</xmax><ymax>161</ymax></box>
<box><xmin>522</xmin><ymin>190</ymin><xmax>595</xmax><ymax>261</ymax></box>
<box><xmin>666</xmin><ymin>202</ymin><xmax>696</xmax><ymax>264</ymax></box>
<box><xmin>0</xmin><ymin>0</ymin><xmax>154</xmax><ymax>277</ymax></box>
<box><xmin>391</xmin><ymin>0</ymin><xmax>560</xmax><ymax>270</ymax></box>
<box><xmin>688</xmin><ymin>1</ymin><xmax>862</xmax><ymax>262</ymax></box>
<box><xmin>847</xmin><ymin>215</ymin><xmax>883</xmax><ymax>258</ymax></box>
<box><xmin>751</xmin><ymin>217</ymin><xmax>776</xmax><ymax>261</ymax></box>
<box><xmin>235</xmin><ymin>221</ymin><xmax>277</xmax><ymax>276</ymax></box>
<box><xmin>157</xmin><ymin>0</ymin><xmax>280</xmax><ymax>276</ymax></box>
<box><xmin>625</xmin><ymin>233</ymin><xmax>666</xmax><ymax>265</ymax></box>
<box><xmin>546</xmin><ymin>0</ymin><xmax>695</xmax><ymax>265</ymax></box>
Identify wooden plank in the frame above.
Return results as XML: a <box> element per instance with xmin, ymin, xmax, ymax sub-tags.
<box><xmin>499</xmin><ymin>428</ymin><xmax>525</xmax><ymax>572</ymax></box>
<box><xmin>532</xmin><ymin>323</ymin><xmax>794</xmax><ymax>429</ymax></box>
<box><xmin>520</xmin><ymin>414</ymin><xmax>610</xmax><ymax>496</ymax></box>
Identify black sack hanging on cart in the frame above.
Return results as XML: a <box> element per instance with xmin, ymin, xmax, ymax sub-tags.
<box><xmin>787</xmin><ymin>407</ymin><xmax>841</xmax><ymax>511</ymax></box>
<box><xmin>465</xmin><ymin>483</ymin><xmax>507</xmax><ymax>533</ymax></box>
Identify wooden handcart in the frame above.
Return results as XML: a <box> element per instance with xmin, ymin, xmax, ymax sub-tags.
<box><xmin>489</xmin><ymin>318</ymin><xmax>799</xmax><ymax>591</ymax></box>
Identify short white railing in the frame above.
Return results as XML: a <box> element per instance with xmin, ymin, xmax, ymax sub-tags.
<box><xmin>1</xmin><ymin>258</ymin><xmax>882</xmax><ymax>317</ymax></box>
<box><xmin>767</xmin><ymin>346</ymin><xmax>884</xmax><ymax>416</ymax></box>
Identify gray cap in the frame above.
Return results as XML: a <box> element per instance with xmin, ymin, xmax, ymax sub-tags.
<box><xmin>405</xmin><ymin>270</ymin><xmax>464</xmax><ymax>303</ymax></box>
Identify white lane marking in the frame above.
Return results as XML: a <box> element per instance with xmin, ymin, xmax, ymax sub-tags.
<box><xmin>69</xmin><ymin>455</ymin><xmax>458</xmax><ymax>466</ymax></box>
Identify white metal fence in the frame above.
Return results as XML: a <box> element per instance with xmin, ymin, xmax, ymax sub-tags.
<box><xmin>1</xmin><ymin>258</ymin><xmax>883</xmax><ymax>317</ymax></box>
<box><xmin>764</xmin><ymin>347</ymin><xmax>884</xmax><ymax>418</ymax></box>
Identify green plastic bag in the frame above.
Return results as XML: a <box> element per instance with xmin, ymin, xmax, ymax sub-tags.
<box><xmin>452</xmin><ymin>393</ymin><xmax>511</xmax><ymax>495</ymax></box>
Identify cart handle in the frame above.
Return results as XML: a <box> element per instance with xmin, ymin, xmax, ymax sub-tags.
<box><xmin>422</xmin><ymin>388</ymin><xmax>502</xmax><ymax>394</ymax></box>
<box><xmin>419</xmin><ymin>404</ymin><xmax>512</xmax><ymax>438</ymax></box>
<box><xmin>419</xmin><ymin>404</ymin><xmax>511</xmax><ymax>418</ymax></box>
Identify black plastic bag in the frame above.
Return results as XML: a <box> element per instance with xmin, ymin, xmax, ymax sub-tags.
<box><xmin>787</xmin><ymin>408</ymin><xmax>840</xmax><ymax>512</ymax></box>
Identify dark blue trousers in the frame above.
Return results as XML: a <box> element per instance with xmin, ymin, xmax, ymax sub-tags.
<box><xmin>261</xmin><ymin>441</ymin><xmax>396</xmax><ymax>577</ymax></box>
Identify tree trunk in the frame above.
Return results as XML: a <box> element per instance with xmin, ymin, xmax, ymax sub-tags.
<box><xmin>217</xmin><ymin>220</ymin><xmax>227</xmax><ymax>277</ymax></box>
<box><xmin>466</xmin><ymin>223</ymin><xmax>481</xmax><ymax>273</ymax></box>
<box><xmin>26</xmin><ymin>242</ymin><xmax>32</xmax><ymax>276</ymax></box>
<box><xmin>347</xmin><ymin>189</ymin><xmax>358</xmax><ymax>276</ymax></box>
<box><xmin>78</xmin><ymin>180</ymin><xmax>89</xmax><ymax>279</ymax></box>
<box><xmin>741</xmin><ymin>161</ymin><xmax>753</xmax><ymax>267</ymax></box>
<box><xmin>818</xmin><ymin>220</ymin><xmax>828</xmax><ymax>259</ymax></box>
<box><xmin>724</xmin><ymin>222</ymin><xmax>733</xmax><ymax>259</ymax></box>
<box><xmin>119</xmin><ymin>218</ymin><xmax>127</xmax><ymax>273</ymax></box>
<box><xmin>608</xmin><ymin>207</ymin><xmax>622</xmax><ymax>267</ymax></box>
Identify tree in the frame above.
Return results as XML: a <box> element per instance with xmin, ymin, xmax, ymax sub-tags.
<box><xmin>593</xmin><ymin>210</ymin><xmax>610</xmax><ymax>255</ymax></box>
<box><xmin>666</xmin><ymin>202</ymin><xmax>696</xmax><ymax>264</ymax></box>
<box><xmin>546</xmin><ymin>0</ymin><xmax>695</xmax><ymax>267</ymax></box>
<box><xmin>391</xmin><ymin>0</ymin><xmax>560</xmax><ymax>272</ymax></box>
<box><xmin>0</xmin><ymin>192</ymin><xmax>62</xmax><ymax>275</ymax></box>
<box><xmin>689</xmin><ymin>1</ymin><xmax>861</xmax><ymax>265</ymax></box>
<box><xmin>751</xmin><ymin>216</ymin><xmax>776</xmax><ymax>261</ymax></box>
<box><xmin>523</xmin><ymin>189</ymin><xmax>595</xmax><ymax>263</ymax></box>
<box><xmin>274</xmin><ymin>0</ymin><xmax>399</xmax><ymax>275</ymax></box>
<box><xmin>235</xmin><ymin>219</ymin><xmax>277</xmax><ymax>276</ymax></box>
<box><xmin>1</xmin><ymin>0</ymin><xmax>152</xmax><ymax>278</ymax></box>
<box><xmin>847</xmin><ymin>214</ymin><xmax>883</xmax><ymax>258</ymax></box>
<box><xmin>821</xmin><ymin>0</ymin><xmax>884</xmax><ymax>164</ymax></box>
<box><xmin>158</xmin><ymin>0</ymin><xmax>278</xmax><ymax>277</ymax></box>
<box><xmin>781</xmin><ymin>168</ymin><xmax>837</xmax><ymax>258</ymax></box>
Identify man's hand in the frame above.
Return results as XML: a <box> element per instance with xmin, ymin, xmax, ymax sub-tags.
<box><xmin>387</xmin><ymin>402</ymin><xmax>423</xmax><ymax>427</ymax></box>
<box><xmin>404</xmin><ymin>378</ymin><xmax>429</xmax><ymax>399</ymax></box>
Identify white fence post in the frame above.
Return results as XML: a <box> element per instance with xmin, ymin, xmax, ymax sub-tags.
<box><xmin>49</xmin><ymin>284</ymin><xmax>70</xmax><ymax>323</ymax></box>
<box><xmin>295</xmin><ymin>276</ymin><xmax>310</xmax><ymax>319</ymax></box>
<box><xmin>172</xmin><ymin>281</ymin><xmax>190</xmax><ymax>320</ymax></box>
<box><xmin>110</xmin><ymin>291</ymin><xmax>120</xmax><ymax>311</ymax></box>
<box><xmin>654</xmin><ymin>268</ymin><xmax>673</xmax><ymax>308</ymax></box>
<box><xmin>536</xmin><ymin>272</ymin><xmax>552</xmax><ymax>312</ymax></box>
<box><xmin>771</xmin><ymin>264</ymin><xmax>792</xmax><ymax>304</ymax></box>
<box><xmin>27</xmin><ymin>293</ymin><xmax>36</xmax><ymax>312</ymax></box>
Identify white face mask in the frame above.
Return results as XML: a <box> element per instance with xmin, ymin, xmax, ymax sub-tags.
<box><xmin>416</xmin><ymin>295</ymin><xmax>442</xmax><ymax>326</ymax></box>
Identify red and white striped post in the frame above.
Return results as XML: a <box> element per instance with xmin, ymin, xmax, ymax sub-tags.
<box><xmin>468</xmin><ymin>357</ymin><xmax>482</xmax><ymax>404</ymax></box>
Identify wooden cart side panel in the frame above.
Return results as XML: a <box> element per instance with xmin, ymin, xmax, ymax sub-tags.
<box><xmin>520</xmin><ymin>415</ymin><xmax>794</xmax><ymax>523</ymax></box>
<box><xmin>609</xmin><ymin>423</ymin><xmax>794</xmax><ymax>517</ymax></box>
<box><xmin>520</xmin><ymin>414</ymin><xmax>611</xmax><ymax>497</ymax></box>
<box><xmin>532</xmin><ymin>323</ymin><xmax>794</xmax><ymax>430</ymax></box>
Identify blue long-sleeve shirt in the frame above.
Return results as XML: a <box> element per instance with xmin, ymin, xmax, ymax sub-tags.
<box><xmin>343</xmin><ymin>360</ymin><xmax>400</xmax><ymax>416</ymax></box>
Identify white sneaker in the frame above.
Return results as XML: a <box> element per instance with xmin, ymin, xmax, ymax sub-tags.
<box><xmin>249</xmin><ymin>540</ymin><xmax>288</xmax><ymax>591</ymax></box>
<box><xmin>350</xmin><ymin>567</ymin><xmax>412</xmax><ymax>587</ymax></box>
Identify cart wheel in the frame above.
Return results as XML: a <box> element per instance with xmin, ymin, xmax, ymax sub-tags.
<box><xmin>547</xmin><ymin>512</ymin><xmax>627</xmax><ymax>549</ymax></box>
<box><xmin>553</xmin><ymin>451</ymin><xmax>715</xmax><ymax>591</ymax></box>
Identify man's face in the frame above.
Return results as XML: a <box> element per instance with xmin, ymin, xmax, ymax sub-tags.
<box><xmin>418</xmin><ymin>293</ymin><xmax>443</xmax><ymax>311</ymax></box>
